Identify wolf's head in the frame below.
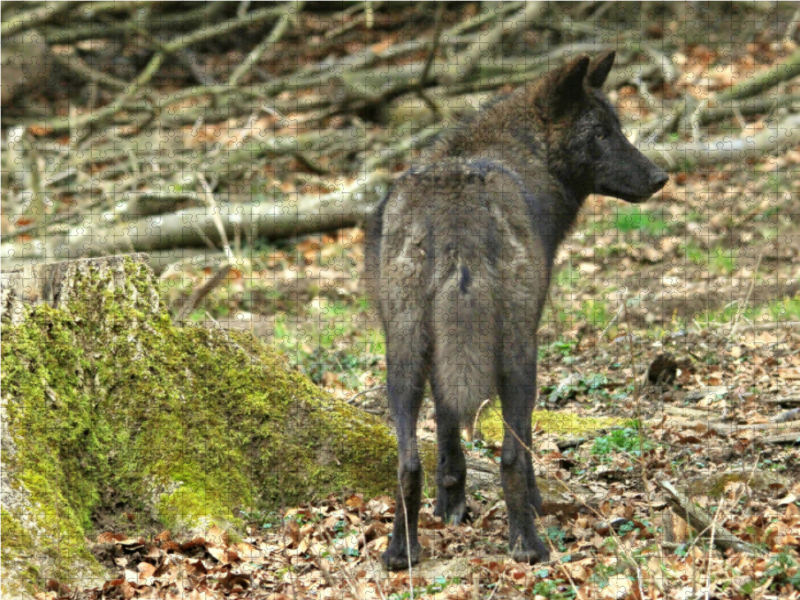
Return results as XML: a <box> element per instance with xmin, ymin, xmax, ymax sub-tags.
<box><xmin>533</xmin><ymin>51</ymin><xmax>669</xmax><ymax>203</ymax></box>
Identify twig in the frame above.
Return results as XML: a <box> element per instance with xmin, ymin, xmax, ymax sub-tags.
<box><xmin>599</xmin><ymin>294</ymin><xmax>628</xmax><ymax>340</ymax></box>
<box><xmin>323</xmin><ymin>2</ymin><xmax>378</xmax><ymax>39</ymax></box>
<box><xmin>784</xmin><ymin>7</ymin><xmax>800</xmax><ymax>41</ymax></box>
<box><xmin>444</xmin><ymin>2</ymin><xmax>523</xmax><ymax>38</ymax></box>
<box><xmin>460</xmin><ymin>2</ymin><xmax>546</xmax><ymax>80</ymax></box>
<box><xmin>704</xmin><ymin>497</ymin><xmax>725</xmax><ymax>600</ymax></box>
<box><xmin>418</xmin><ymin>2</ymin><xmax>445</xmax><ymax>89</ymax></box>
<box><xmin>51</xmin><ymin>47</ymin><xmax>128</xmax><ymax>90</ymax></box>
<box><xmin>622</xmin><ymin>301</ymin><xmax>655</xmax><ymax>526</ymax></box>
<box><xmin>730</xmin><ymin>254</ymin><xmax>762</xmax><ymax>340</ymax></box>
<box><xmin>198</xmin><ymin>175</ymin><xmax>234</xmax><ymax>262</ymax></box>
<box><xmin>399</xmin><ymin>481</ymin><xmax>415</xmax><ymax>599</ymax></box>
<box><xmin>229</xmin><ymin>1</ymin><xmax>304</xmax><ymax>86</ymax></box>
<box><xmin>1</xmin><ymin>0</ymin><xmax>81</xmax><ymax>37</ymax></box>
<box><xmin>347</xmin><ymin>385</ymin><xmax>386</xmax><ymax>407</ymax></box>
<box><xmin>161</xmin><ymin>5</ymin><xmax>285</xmax><ymax>54</ymax></box>
<box><xmin>469</xmin><ymin>398</ymin><xmax>493</xmax><ymax>442</ymax></box>
<box><xmin>176</xmin><ymin>264</ymin><xmax>232</xmax><ymax>323</ymax></box>
<box><xmin>177</xmin><ymin>48</ymin><xmax>218</xmax><ymax>86</ymax></box>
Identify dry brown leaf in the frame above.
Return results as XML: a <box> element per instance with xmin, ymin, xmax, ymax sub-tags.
<box><xmin>600</xmin><ymin>574</ymin><xmax>637</xmax><ymax>599</ymax></box>
<box><xmin>137</xmin><ymin>562</ymin><xmax>156</xmax><ymax>578</ymax></box>
<box><xmin>345</xmin><ymin>493</ymin><xmax>366</xmax><ymax>511</ymax></box>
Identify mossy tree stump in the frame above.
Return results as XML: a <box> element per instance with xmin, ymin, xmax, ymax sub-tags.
<box><xmin>1</xmin><ymin>254</ymin><xmax>398</xmax><ymax>598</ymax></box>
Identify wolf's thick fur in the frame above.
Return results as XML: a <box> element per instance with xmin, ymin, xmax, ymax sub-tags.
<box><xmin>366</xmin><ymin>51</ymin><xmax>669</xmax><ymax>570</ymax></box>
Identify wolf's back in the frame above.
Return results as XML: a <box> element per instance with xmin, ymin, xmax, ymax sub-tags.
<box><xmin>375</xmin><ymin>159</ymin><xmax>544</xmax><ymax>422</ymax></box>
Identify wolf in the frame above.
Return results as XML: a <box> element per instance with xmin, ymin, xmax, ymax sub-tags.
<box><xmin>365</xmin><ymin>51</ymin><xmax>669</xmax><ymax>569</ymax></box>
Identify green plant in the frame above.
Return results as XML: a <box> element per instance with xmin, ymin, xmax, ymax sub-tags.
<box><xmin>550</xmin><ymin>340</ymin><xmax>579</xmax><ymax>357</ymax></box>
<box><xmin>592</xmin><ymin>427</ymin><xmax>654</xmax><ymax>458</ymax></box>
<box><xmin>547</xmin><ymin>526</ymin><xmax>568</xmax><ymax>552</ymax></box>
<box><xmin>389</xmin><ymin>578</ymin><xmax>462</xmax><ymax>600</ymax></box>
<box><xmin>547</xmin><ymin>372</ymin><xmax>610</xmax><ymax>403</ymax></box>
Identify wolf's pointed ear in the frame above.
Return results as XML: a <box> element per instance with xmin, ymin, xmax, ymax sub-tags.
<box><xmin>553</xmin><ymin>55</ymin><xmax>591</xmax><ymax>101</ymax></box>
<box><xmin>587</xmin><ymin>50</ymin><xmax>616</xmax><ymax>88</ymax></box>
<box><xmin>534</xmin><ymin>55</ymin><xmax>590</xmax><ymax>119</ymax></box>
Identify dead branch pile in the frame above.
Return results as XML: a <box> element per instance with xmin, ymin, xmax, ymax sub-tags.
<box><xmin>2</xmin><ymin>2</ymin><xmax>798</xmax><ymax>271</ymax></box>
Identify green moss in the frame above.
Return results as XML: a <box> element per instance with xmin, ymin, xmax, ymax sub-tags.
<box><xmin>2</xmin><ymin>257</ymin><xmax>398</xmax><ymax>593</ymax></box>
<box><xmin>1</xmin><ymin>509</ymin><xmax>39</xmax><ymax>597</ymax></box>
<box><xmin>478</xmin><ymin>402</ymin><xmax>622</xmax><ymax>443</ymax></box>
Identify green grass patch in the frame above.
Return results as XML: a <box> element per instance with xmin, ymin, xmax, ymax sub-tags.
<box><xmin>693</xmin><ymin>297</ymin><xmax>800</xmax><ymax>328</ymax></box>
<box><xmin>554</xmin><ymin>265</ymin><xmax>583</xmax><ymax>291</ymax></box>
<box><xmin>709</xmin><ymin>247</ymin><xmax>738</xmax><ymax>275</ymax></box>
<box><xmin>587</xmin><ymin>207</ymin><xmax>671</xmax><ymax>236</ymax></box>
<box><xmin>678</xmin><ymin>243</ymin><xmax>738</xmax><ymax>275</ymax></box>
<box><xmin>679</xmin><ymin>241</ymin><xmax>706</xmax><ymax>266</ymax></box>
<box><xmin>575</xmin><ymin>298</ymin><xmax>612</xmax><ymax>328</ymax></box>
<box><xmin>272</xmin><ymin>298</ymin><xmax>386</xmax><ymax>392</ymax></box>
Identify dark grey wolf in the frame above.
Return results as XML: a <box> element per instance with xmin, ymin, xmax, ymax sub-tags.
<box><xmin>365</xmin><ymin>51</ymin><xmax>668</xmax><ymax>569</ymax></box>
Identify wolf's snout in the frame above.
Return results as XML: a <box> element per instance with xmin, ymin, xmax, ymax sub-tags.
<box><xmin>650</xmin><ymin>169</ymin><xmax>669</xmax><ymax>190</ymax></box>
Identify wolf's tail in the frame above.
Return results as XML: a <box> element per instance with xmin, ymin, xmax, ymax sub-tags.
<box><xmin>433</xmin><ymin>263</ymin><xmax>497</xmax><ymax>424</ymax></box>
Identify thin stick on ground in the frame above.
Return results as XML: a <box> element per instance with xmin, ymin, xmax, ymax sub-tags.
<box><xmin>469</xmin><ymin>397</ymin><xmax>493</xmax><ymax>442</ymax></box>
<box><xmin>704</xmin><ymin>496</ymin><xmax>726</xmax><ymax>600</ymax></box>
<box><xmin>347</xmin><ymin>386</ymin><xmax>387</xmax><ymax>407</ymax></box>
<box><xmin>623</xmin><ymin>301</ymin><xmax>654</xmax><ymax>520</ymax></box>
<box><xmin>730</xmin><ymin>254</ymin><xmax>763</xmax><ymax>340</ymax></box>
<box><xmin>228</xmin><ymin>1</ymin><xmax>304</xmax><ymax>86</ymax></box>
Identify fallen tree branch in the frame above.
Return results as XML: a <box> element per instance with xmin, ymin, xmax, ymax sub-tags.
<box><xmin>767</xmin><ymin>395</ymin><xmax>800</xmax><ymax>408</ymax></box>
<box><xmin>643</xmin><ymin>114</ymin><xmax>800</xmax><ymax>170</ymax></box>
<box><xmin>50</xmin><ymin>46</ymin><xmax>128</xmax><ymax>90</ymax></box>
<box><xmin>5</xmin><ymin>108</ymin><xmax>795</xmax><ymax>260</ymax></box>
<box><xmin>716</xmin><ymin>46</ymin><xmax>800</xmax><ymax>102</ymax></box>
<box><xmin>657</xmin><ymin>479</ymin><xmax>757</xmax><ymax>555</ymax></box>
<box><xmin>3</xmin><ymin>172</ymin><xmax>390</xmax><ymax>261</ymax></box>
<box><xmin>229</xmin><ymin>1</ymin><xmax>303</xmax><ymax>86</ymax></box>
<box><xmin>762</xmin><ymin>432</ymin><xmax>800</xmax><ymax>444</ymax></box>
<box><xmin>699</xmin><ymin>93</ymin><xmax>798</xmax><ymax>126</ymax></box>
<box><xmin>159</xmin><ymin>4</ymin><xmax>285</xmax><ymax>55</ymax></box>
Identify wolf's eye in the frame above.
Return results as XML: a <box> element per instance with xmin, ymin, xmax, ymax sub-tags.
<box><xmin>595</xmin><ymin>130</ymin><xmax>606</xmax><ymax>140</ymax></box>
